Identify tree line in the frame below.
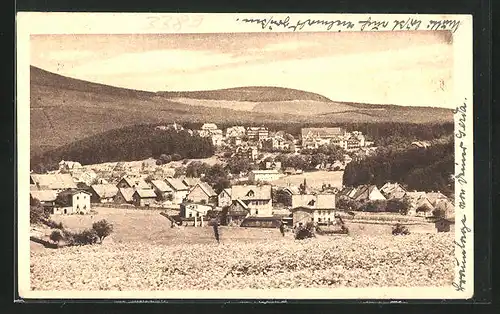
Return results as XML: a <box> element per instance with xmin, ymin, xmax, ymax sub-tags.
<box><xmin>31</xmin><ymin>124</ymin><xmax>215</xmax><ymax>172</ymax></box>
<box><xmin>342</xmin><ymin>139</ymin><xmax>454</xmax><ymax>197</ymax></box>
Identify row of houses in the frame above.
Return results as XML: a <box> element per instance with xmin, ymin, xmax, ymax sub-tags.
<box><xmin>337</xmin><ymin>182</ymin><xmax>454</xmax><ymax>218</ymax></box>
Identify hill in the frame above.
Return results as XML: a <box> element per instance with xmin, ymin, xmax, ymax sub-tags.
<box><xmin>29</xmin><ymin>66</ymin><xmax>454</xmax><ymax>156</ymax></box>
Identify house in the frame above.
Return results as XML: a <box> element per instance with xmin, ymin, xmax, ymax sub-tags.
<box><xmin>301</xmin><ymin>127</ymin><xmax>346</xmax><ymax>149</ymax></box>
<box><xmin>225</xmin><ymin>126</ymin><xmax>246</xmax><ymax>138</ymax></box>
<box><xmin>132</xmin><ymin>189</ymin><xmax>157</xmax><ymax>207</ymax></box>
<box><xmin>164</xmin><ymin>178</ymin><xmax>190</xmax><ymax>204</ymax></box>
<box><xmin>248</xmin><ymin>169</ymin><xmax>282</xmax><ymax>182</ymax></box>
<box><xmin>58</xmin><ymin>160</ymin><xmax>83</xmax><ymax>172</ymax></box>
<box><xmin>265</xmin><ymin>161</ymin><xmax>282</xmax><ymax>170</ymax></box>
<box><xmin>180</xmin><ymin>203</ymin><xmax>213</xmax><ymax>218</ymax></box>
<box><xmin>350</xmin><ymin>185</ymin><xmax>386</xmax><ymax>202</ymax></box>
<box><xmin>225</xmin><ymin>199</ymin><xmax>251</xmax><ymax>225</ymax></box>
<box><xmin>338</xmin><ymin>187</ymin><xmax>358</xmax><ymax>199</ymax></box>
<box><xmin>380</xmin><ymin>182</ymin><xmax>408</xmax><ymax>200</ymax></box>
<box><xmin>186</xmin><ymin>182</ymin><xmax>217</xmax><ymax>204</ymax></box>
<box><xmin>434</xmin><ymin>217</ymin><xmax>455</xmax><ymax>232</ymax></box>
<box><xmin>406</xmin><ymin>192</ymin><xmax>434</xmax><ymax>217</ymax></box>
<box><xmin>426</xmin><ymin>191</ymin><xmax>449</xmax><ymax>206</ymax></box>
<box><xmin>150</xmin><ymin>180</ymin><xmax>173</xmax><ymax>200</ymax></box>
<box><xmin>30</xmin><ymin>173</ymin><xmax>77</xmax><ymax>192</ymax></box>
<box><xmin>411</xmin><ymin>141</ymin><xmax>431</xmax><ymax>149</ymax></box>
<box><xmin>114</xmin><ymin>188</ymin><xmax>135</xmax><ymax>204</ymax></box>
<box><xmin>53</xmin><ymin>189</ymin><xmax>91</xmax><ymax>215</ymax></box>
<box><xmin>246</xmin><ymin>127</ymin><xmax>269</xmax><ymax>141</ymax></box>
<box><xmin>30</xmin><ymin>190</ymin><xmax>58</xmax><ymax>210</ymax></box>
<box><xmin>230</xmin><ymin>185</ymin><xmax>273</xmax><ymax>217</ymax></box>
<box><xmin>291</xmin><ymin>204</ymin><xmax>337</xmax><ymax>227</ymax></box>
<box><xmin>234</xmin><ymin>146</ymin><xmax>259</xmax><ymax>161</ymax></box>
<box><xmin>182</xmin><ymin>177</ymin><xmax>202</xmax><ymax>188</ymax></box>
<box><xmin>89</xmin><ymin>184</ymin><xmax>119</xmax><ymax>203</ymax></box>
<box><xmin>116</xmin><ymin>176</ymin><xmax>150</xmax><ymax>190</ymax></box>
<box><xmin>218</xmin><ymin>188</ymin><xmax>232</xmax><ymax>208</ymax></box>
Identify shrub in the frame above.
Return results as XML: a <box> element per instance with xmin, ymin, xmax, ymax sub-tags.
<box><xmin>30</xmin><ymin>197</ymin><xmax>50</xmax><ymax>224</ymax></box>
<box><xmin>92</xmin><ymin>219</ymin><xmax>114</xmax><ymax>243</ymax></box>
<box><xmin>72</xmin><ymin>229</ymin><xmax>99</xmax><ymax>245</ymax></box>
<box><xmin>49</xmin><ymin>230</ymin><xmax>64</xmax><ymax>243</ymax></box>
<box><xmin>392</xmin><ymin>223</ymin><xmax>410</xmax><ymax>235</ymax></box>
<box><xmin>295</xmin><ymin>222</ymin><xmax>316</xmax><ymax>240</ymax></box>
<box><xmin>44</xmin><ymin>219</ymin><xmax>64</xmax><ymax>230</ymax></box>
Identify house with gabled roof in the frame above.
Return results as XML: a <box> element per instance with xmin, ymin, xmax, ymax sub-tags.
<box><xmin>186</xmin><ymin>182</ymin><xmax>217</xmax><ymax>205</ymax></box>
<box><xmin>218</xmin><ymin>188</ymin><xmax>232</xmax><ymax>208</ymax></box>
<box><xmin>132</xmin><ymin>189</ymin><xmax>157</xmax><ymax>207</ymax></box>
<box><xmin>406</xmin><ymin>191</ymin><xmax>434</xmax><ymax>217</ymax></box>
<box><xmin>30</xmin><ymin>190</ymin><xmax>58</xmax><ymax>210</ymax></box>
<box><xmin>164</xmin><ymin>178</ymin><xmax>190</xmax><ymax>204</ymax></box>
<box><xmin>230</xmin><ymin>184</ymin><xmax>272</xmax><ymax>217</ymax></box>
<box><xmin>291</xmin><ymin>194</ymin><xmax>337</xmax><ymax>226</ymax></box>
<box><xmin>30</xmin><ymin>173</ymin><xmax>77</xmax><ymax>192</ymax></box>
<box><xmin>116</xmin><ymin>176</ymin><xmax>150</xmax><ymax>190</ymax></box>
<box><xmin>53</xmin><ymin>189</ymin><xmax>91</xmax><ymax>215</ymax></box>
<box><xmin>182</xmin><ymin>177</ymin><xmax>202</xmax><ymax>188</ymax></box>
<box><xmin>380</xmin><ymin>182</ymin><xmax>407</xmax><ymax>199</ymax></box>
<box><xmin>351</xmin><ymin>185</ymin><xmax>386</xmax><ymax>203</ymax></box>
<box><xmin>89</xmin><ymin>184</ymin><xmax>119</xmax><ymax>203</ymax></box>
<box><xmin>150</xmin><ymin>180</ymin><xmax>173</xmax><ymax>200</ymax></box>
<box><xmin>114</xmin><ymin>188</ymin><xmax>135</xmax><ymax>204</ymax></box>
<box><xmin>226</xmin><ymin>199</ymin><xmax>251</xmax><ymax>226</ymax></box>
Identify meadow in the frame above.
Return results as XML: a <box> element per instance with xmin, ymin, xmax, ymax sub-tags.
<box><xmin>30</xmin><ymin>207</ymin><xmax>454</xmax><ymax>291</ymax></box>
<box><xmin>270</xmin><ymin>170</ymin><xmax>344</xmax><ymax>189</ymax></box>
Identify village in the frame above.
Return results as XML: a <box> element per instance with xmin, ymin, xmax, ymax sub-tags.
<box><xmin>30</xmin><ymin>123</ymin><xmax>456</xmax><ymax>233</ymax></box>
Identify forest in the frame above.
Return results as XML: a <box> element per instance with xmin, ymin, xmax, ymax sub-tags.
<box><xmin>342</xmin><ymin>139</ymin><xmax>454</xmax><ymax>197</ymax></box>
<box><xmin>30</xmin><ymin>124</ymin><xmax>214</xmax><ymax>173</ymax></box>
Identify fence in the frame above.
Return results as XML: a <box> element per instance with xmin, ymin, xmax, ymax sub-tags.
<box><xmin>92</xmin><ymin>202</ymin><xmax>180</xmax><ymax>211</ymax></box>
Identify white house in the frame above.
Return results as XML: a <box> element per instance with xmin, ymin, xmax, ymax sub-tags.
<box><xmin>164</xmin><ymin>178</ymin><xmax>190</xmax><ymax>204</ymax></box>
<box><xmin>180</xmin><ymin>203</ymin><xmax>213</xmax><ymax>219</ymax></box>
<box><xmin>53</xmin><ymin>190</ymin><xmax>91</xmax><ymax>215</ymax></box>
<box><xmin>230</xmin><ymin>185</ymin><xmax>273</xmax><ymax>217</ymax></box>
<box><xmin>291</xmin><ymin>194</ymin><xmax>337</xmax><ymax>226</ymax></box>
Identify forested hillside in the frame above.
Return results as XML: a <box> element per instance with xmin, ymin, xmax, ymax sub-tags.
<box><xmin>343</xmin><ymin>140</ymin><xmax>454</xmax><ymax>197</ymax></box>
<box><xmin>30</xmin><ymin>125</ymin><xmax>214</xmax><ymax>172</ymax></box>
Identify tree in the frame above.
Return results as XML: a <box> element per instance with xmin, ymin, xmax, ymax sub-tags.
<box><xmin>226</xmin><ymin>157</ymin><xmax>253</xmax><ymax>174</ymax></box>
<box><xmin>92</xmin><ymin>219</ymin><xmax>114</xmax><ymax>243</ymax></box>
<box><xmin>30</xmin><ymin>196</ymin><xmax>49</xmax><ymax>224</ymax></box>
<box><xmin>171</xmin><ymin>153</ymin><xmax>182</xmax><ymax>161</ymax></box>
<box><xmin>386</xmin><ymin>197</ymin><xmax>411</xmax><ymax>215</ymax></box>
<box><xmin>49</xmin><ymin>230</ymin><xmax>64</xmax><ymax>244</ymax></box>
<box><xmin>432</xmin><ymin>208</ymin><xmax>446</xmax><ymax>218</ymax></box>
<box><xmin>174</xmin><ymin>166</ymin><xmax>187</xmax><ymax>178</ymax></box>
<box><xmin>159</xmin><ymin>154</ymin><xmax>172</xmax><ymax>165</ymax></box>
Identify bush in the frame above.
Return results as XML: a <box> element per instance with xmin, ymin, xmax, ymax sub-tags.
<box><xmin>294</xmin><ymin>222</ymin><xmax>316</xmax><ymax>240</ymax></box>
<box><xmin>392</xmin><ymin>223</ymin><xmax>410</xmax><ymax>235</ymax></box>
<box><xmin>30</xmin><ymin>197</ymin><xmax>50</xmax><ymax>224</ymax></box>
<box><xmin>49</xmin><ymin>230</ymin><xmax>64</xmax><ymax>243</ymax></box>
<box><xmin>92</xmin><ymin>219</ymin><xmax>114</xmax><ymax>243</ymax></box>
<box><xmin>72</xmin><ymin>229</ymin><xmax>99</xmax><ymax>245</ymax></box>
<box><xmin>44</xmin><ymin>219</ymin><xmax>64</xmax><ymax>230</ymax></box>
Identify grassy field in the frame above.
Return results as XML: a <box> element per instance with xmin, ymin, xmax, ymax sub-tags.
<box><xmin>30</xmin><ymin>207</ymin><xmax>453</xmax><ymax>291</ymax></box>
<box><xmin>270</xmin><ymin>170</ymin><xmax>343</xmax><ymax>189</ymax></box>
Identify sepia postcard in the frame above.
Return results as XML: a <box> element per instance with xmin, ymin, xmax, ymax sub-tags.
<box><xmin>17</xmin><ymin>12</ymin><xmax>474</xmax><ymax>300</ymax></box>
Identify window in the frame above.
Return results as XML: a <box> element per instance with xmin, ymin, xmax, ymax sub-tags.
<box><xmin>189</xmin><ymin>213</ymin><xmax>192</xmax><ymax>218</ymax></box>
<box><xmin>77</xmin><ymin>205</ymin><xmax>79</xmax><ymax>209</ymax></box>
<box><xmin>255</xmin><ymin>210</ymin><xmax>259</xmax><ymax>215</ymax></box>
<box><xmin>308</xmin><ymin>199</ymin><xmax>316</xmax><ymax>206</ymax></box>
<box><xmin>246</xmin><ymin>190</ymin><xmax>255</xmax><ymax>197</ymax></box>
<box><xmin>77</xmin><ymin>196</ymin><xmax>79</xmax><ymax>200</ymax></box>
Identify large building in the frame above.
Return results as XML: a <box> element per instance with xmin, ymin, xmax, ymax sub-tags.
<box><xmin>246</xmin><ymin>127</ymin><xmax>269</xmax><ymax>141</ymax></box>
<box><xmin>301</xmin><ymin>127</ymin><xmax>368</xmax><ymax>151</ymax></box>
<box><xmin>301</xmin><ymin>127</ymin><xmax>346</xmax><ymax>149</ymax></box>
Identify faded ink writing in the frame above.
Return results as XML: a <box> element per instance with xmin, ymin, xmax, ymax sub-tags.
<box><xmin>236</xmin><ymin>16</ymin><xmax>461</xmax><ymax>33</ymax></box>
<box><xmin>452</xmin><ymin>215</ymin><xmax>471</xmax><ymax>291</ymax></box>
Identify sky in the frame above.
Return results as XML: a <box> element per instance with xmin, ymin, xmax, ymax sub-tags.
<box><xmin>31</xmin><ymin>31</ymin><xmax>454</xmax><ymax>107</ymax></box>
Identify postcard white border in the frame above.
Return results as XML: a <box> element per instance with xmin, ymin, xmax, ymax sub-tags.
<box><xmin>16</xmin><ymin>12</ymin><xmax>474</xmax><ymax>300</ymax></box>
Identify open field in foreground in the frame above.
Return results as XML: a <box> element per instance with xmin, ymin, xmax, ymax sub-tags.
<box><xmin>30</xmin><ymin>233</ymin><xmax>455</xmax><ymax>291</ymax></box>
<box><xmin>30</xmin><ymin>207</ymin><xmax>454</xmax><ymax>291</ymax></box>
